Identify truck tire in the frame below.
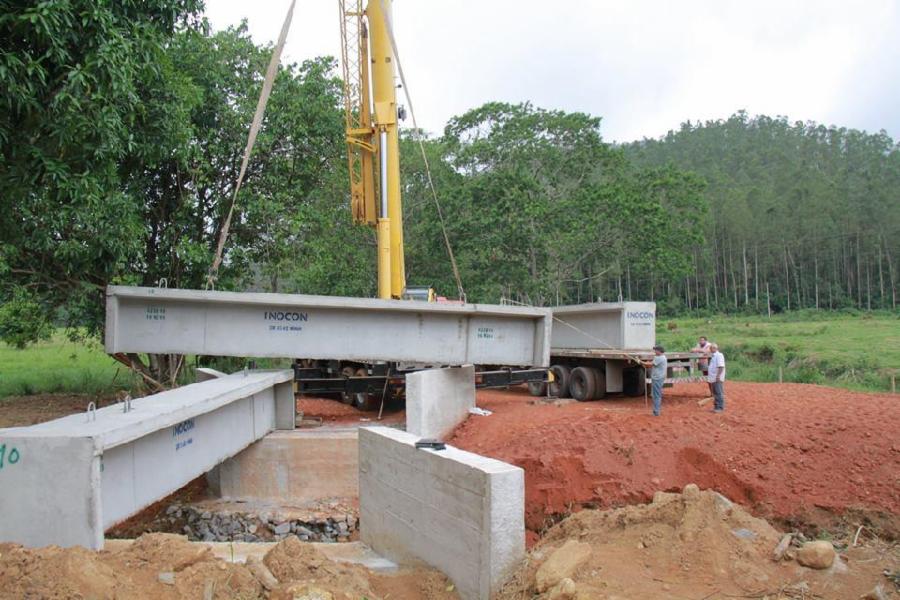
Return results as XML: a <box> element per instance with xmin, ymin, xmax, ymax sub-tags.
<box><xmin>549</xmin><ymin>365</ymin><xmax>572</xmax><ymax>398</ymax></box>
<box><xmin>339</xmin><ymin>366</ymin><xmax>357</xmax><ymax>405</ymax></box>
<box><xmin>353</xmin><ymin>367</ymin><xmax>377</xmax><ymax>411</ymax></box>
<box><xmin>570</xmin><ymin>367</ymin><xmax>598</xmax><ymax>401</ymax></box>
<box><xmin>527</xmin><ymin>380</ymin><xmax>547</xmax><ymax>396</ymax></box>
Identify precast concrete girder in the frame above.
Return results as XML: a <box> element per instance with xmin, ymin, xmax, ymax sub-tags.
<box><xmin>105</xmin><ymin>286</ymin><xmax>551</xmax><ymax>367</ymax></box>
<box><xmin>0</xmin><ymin>370</ymin><xmax>295</xmax><ymax>549</ymax></box>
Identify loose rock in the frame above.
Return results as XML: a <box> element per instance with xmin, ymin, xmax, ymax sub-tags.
<box><xmin>860</xmin><ymin>584</ymin><xmax>889</xmax><ymax>600</ymax></box>
<box><xmin>246</xmin><ymin>555</ymin><xmax>279</xmax><ymax>591</ymax></box>
<box><xmin>772</xmin><ymin>533</ymin><xmax>793</xmax><ymax>561</ymax></box>
<box><xmin>272</xmin><ymin>522</ymin><xmax>292</xmax><ymax>536</ymax></box>
<box><xmin>682</xmin><ymin>483</ymin><xmax>700</xmax><ymax>500</ymax></box>
<box><xmin>535</xmin><ymin>540</ymin><xmax>592</xmax><ymax>592</ymax></box>
<box><xmin>796</xmin><ymin>540</ymin><xmax>836</xmax><ymax>570</ymax></box>
<box><xmin>546</xmin><ymin>577</ymin><xmax>577</xmax><ymax>599</ymax></box>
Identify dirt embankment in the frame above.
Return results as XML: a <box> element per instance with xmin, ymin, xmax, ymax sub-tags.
<box><xmin>0</xmin><ymin>534</ymin><xmax>458</xmax><ymax>600</ymax></box>
<box><xmin>452</xmin><ymin>382</ymin><xmax>900</xmax><ymax>539</ymax></box>
<box><xmin>497</xmin><ymin>487</ymin><xmax>898</xmax><ymax>600</ymax></box>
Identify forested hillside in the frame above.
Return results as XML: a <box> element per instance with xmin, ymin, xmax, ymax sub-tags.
<box><xmin>627</xmin><ymin>113</ymin><xmax>899</xmax><ymax>313</ymax></box>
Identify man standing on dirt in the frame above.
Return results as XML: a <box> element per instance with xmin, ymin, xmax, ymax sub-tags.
<box><xmin>645</xmin><ymin>345</ymin><xmax>667</xmax><ymax>416</ymax></box>
<box><xmin>692</xmin><ymin>336</ymin><xmax>713</xmax><ymax>395</ymax></box>
<box><xmin>708</xmin><ymin>343</ymin><xmax>726</xmax><ymax>413</ymax></box>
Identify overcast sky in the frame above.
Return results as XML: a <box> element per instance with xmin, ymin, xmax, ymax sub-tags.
<box><xmin>204</xmin><ymin>0</ymin><xmax>900</xmax><ymax>143</ymax></box>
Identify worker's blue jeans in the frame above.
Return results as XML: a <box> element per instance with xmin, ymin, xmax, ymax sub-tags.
<box><xmin>712</xmin><ymin>381</ymin><xmax>726</xmax><ymax>411</ymax></box>
<box><xmin>651</xmin><ymin>379</ymin><xmax>664</xmax><ymax>416</ymax></box>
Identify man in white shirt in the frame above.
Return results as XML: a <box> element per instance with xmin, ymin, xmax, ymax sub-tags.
<box><xmin>708</xmin><ymin>343</ymin><xmax>726</xmax><ymax>413</ymax></box>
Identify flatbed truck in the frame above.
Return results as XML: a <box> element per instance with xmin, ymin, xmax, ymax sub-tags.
<box><xmin>526</xmin><ymin>302</ymin><xmax>701</xmax><ymax>401</ymax></box>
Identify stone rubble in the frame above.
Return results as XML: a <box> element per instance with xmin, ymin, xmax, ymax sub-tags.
<box><xmin>150</xmin><ymin>503</ymin><xmax>359</xmax><ymax>544</ymax></box>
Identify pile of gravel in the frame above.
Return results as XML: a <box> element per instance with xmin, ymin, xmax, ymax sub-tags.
<box><xmin>158</xmin><ymin>503</ymin><xmax>357</xmax><ymax>543</ymax></box>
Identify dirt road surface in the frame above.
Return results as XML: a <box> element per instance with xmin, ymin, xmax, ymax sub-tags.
<box><xmin>451</xmin><ymin>382</ymin><xmax>900</xmax><ymax>539</ymax></box>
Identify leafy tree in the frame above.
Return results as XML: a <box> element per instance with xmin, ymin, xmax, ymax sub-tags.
<box><xmin>123</xmin><ymin>24</ymin><xmax>348</xmax><ymax>296</ymax></box>
<box><xmin>0</xmin><ymin>0</ymin><xmax>204</xmax><ymax>344</ymax></box>
<box><xmin>1</xmin><ymin>12</ymin><xmax>355</xmax><ymax>382</ymax></box>
<box><xmin>414</xmin><ymin>102</ymin><xmax>706</xmax><ymax>305</ymax></box>
<box><xmin>0</xmin><ymin>289</ymin><xmax>52</xmax><ymax>349</ymax></box>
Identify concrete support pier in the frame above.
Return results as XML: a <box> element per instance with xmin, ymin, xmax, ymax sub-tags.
<box><xmin>405</xmin><ymin>365</ymin><xmax>476</xmax><ymax>440</ymax></box>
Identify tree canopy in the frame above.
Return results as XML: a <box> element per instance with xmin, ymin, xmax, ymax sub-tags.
<box><xmin>397</xmin><ymin>102</ymin><xmax>706</xmax><ymax>305</ymax></box>
<box><xmin>1</xmin><ymin>0</ymin><xmax>203</xmax><ymax>336</ymax></box>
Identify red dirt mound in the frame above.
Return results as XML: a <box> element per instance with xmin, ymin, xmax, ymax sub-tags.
<box><xmin>453</xmin><ymin>382</ymin><xmax>899</xmax><ymax>537</ymax></box>
<box><xmin>497</xmin><ymin>487</ymin><xmax>897</xmax><ymax>600</ymax></box>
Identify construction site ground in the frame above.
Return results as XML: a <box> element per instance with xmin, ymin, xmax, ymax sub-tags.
<box><xmin>0</xmin><ymin>381</ymin><xmax>897</xmax><ymax>598</ymax></box>
<box><xmin>451</xmin><ymin>382</ymin><xmax>900</xmax><ymax>543</ymax></box>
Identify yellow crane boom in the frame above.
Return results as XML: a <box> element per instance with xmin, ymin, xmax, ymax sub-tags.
<box><xmin>339</xmin><ymin>0</ymin><xmax>406</xmax><ymax>299</ymax></box>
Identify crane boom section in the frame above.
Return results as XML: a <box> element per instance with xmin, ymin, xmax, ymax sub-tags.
<box><xmin>339</xmin><ymin>0</ymin><xmax>406</xmax><ymax>299</ymax></box>
<box><xmin>338</xmin><ymin>1</ymin><xmax>376</xmax><ymax>225</ymax></box>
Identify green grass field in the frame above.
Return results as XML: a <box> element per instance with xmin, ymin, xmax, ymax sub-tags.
<box><xmin>656</xmin><ymin>310</ymin><xmax>900</xmax><ymax>392</ymax></box>
<box><xmin>0</xmin><ymin>332</ymin><xmax>137</xmax><ymax>397</ymax></box>
<box><xmin>1</xmin><ymin>312</ymin><xmax>897</xmax><ymax>398</ymax></box>
<box><xmin>0</xmin><ymin>333</ymin><xmax>292</xmax><ymax>399</ymax></box>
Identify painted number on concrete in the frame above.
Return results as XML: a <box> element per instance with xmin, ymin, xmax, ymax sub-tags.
<box><xmin>476</xmin><ymin>327</ymin><xmax>495</xmax><ymax>340</ymax></box>
<box><xmin>172</xmin><ymin>418</ymin><xmax>195</xmax><ymax>451</ymax></box>
<box><xmin>145</xmin><ymin>306</ymin><xmax>166</xmax><ymax>321</ymax></box>
<box><xmin>0</xmin><ymin>443</ymin><xmax>21</xmax><ymax>469</ymax></box>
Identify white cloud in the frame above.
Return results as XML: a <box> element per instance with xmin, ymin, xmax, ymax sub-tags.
<box><xmin>204</xmin><ymin>0</ymin><xmax>900</xmax><ymax>142</ymax></box>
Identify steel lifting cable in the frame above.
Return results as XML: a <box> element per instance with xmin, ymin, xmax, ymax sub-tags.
<box><xmin>378</xmin><ymin>0</ymin><xmax>467</xmax><ymax>302</ymax></box>
<box><xmin>206</xmin><ymin>0</ymin><xmax>297</xmax><ymax>290</ymax></box>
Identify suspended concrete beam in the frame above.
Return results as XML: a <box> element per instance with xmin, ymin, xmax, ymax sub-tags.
<box><xmin>0</xmin><ymin>369</ymin><xmax>294</xmax><ymax>550</ymax></box>
<box><xmin>105</xmin><ymin>286</ymin><xmax>551</xmax><ymax>367</ymax></box>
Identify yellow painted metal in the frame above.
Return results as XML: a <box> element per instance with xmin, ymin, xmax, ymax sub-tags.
<box><xmin>338</xmin><ymin>0</ymin><xmax>376</xmax><ymax>225</ymax></box>
<box><xmin>366</xmin><ymin>0</ymin><xmax>405</xmax><ymax>298</ymax></box>
<box><xmin>376</xmin><ymin>218</ymin><xmax>392</xmax><ymax>299</ymax></box>
<box><xmin>339</xmin><ymin>0</ymin><xmax>406</xmax><ymax>299</ymax></box>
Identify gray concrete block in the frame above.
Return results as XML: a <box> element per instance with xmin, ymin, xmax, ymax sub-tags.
<box><xmin>359</xmin><ymin>426</ymin><xmax>525</xmax><ymax>600</ymax></box>
<box><xmin>0</xmin><ymin>436</ymin><xmax>101</xmax><ymax>549</ymax></box>
<box><xmin>406</xmin><ymin>366</ymin><xmax>475</xmax><ymax>440</ymax></box>
<box><xmin>195</xmin><ymin>367</ymin><xmax>228</xmax><ymax>382</ymax></box>
<box><xmin>551</xmin><ymin>301</ymin><xmax>656</xmax><ymax>350</ymax></box>
<box><xmin>273</xmin><ymin>380</ymin><xmax>296</xmax><ymax>430</ymax></box>
<box><xmin>216</xmin><ymin>428</ymin><xmax>358</xmax><ymax>503</ymax></box>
